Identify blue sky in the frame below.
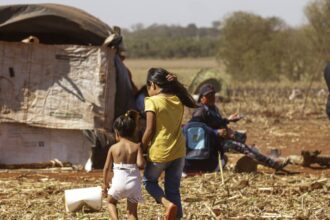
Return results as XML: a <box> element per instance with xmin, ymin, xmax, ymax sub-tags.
<box><xmin>0</xmin><ymin>0</ymin><xmax>311</xmax><ymax>29</ymax></box>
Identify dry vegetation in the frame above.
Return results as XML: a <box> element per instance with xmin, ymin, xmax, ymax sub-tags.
<box><xmin>0</xmin><ymin>168</ymin><xmax>329</xmax><ymax>219</ymax></box>
<box><xmin>126</xmin><ymin>58</ymin><xmax>219</xmax><ymax>87</ymax></box>
<box><xmin>1</xmin><ymin>59</ymin><xmax>330</xmax><ymax>219</ymax></box>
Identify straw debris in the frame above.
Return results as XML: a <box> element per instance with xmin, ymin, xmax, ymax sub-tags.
<box><xmin>0</xmin><ymin>167</ymin><xmax>329</xmax><ymax>219</ymax></box>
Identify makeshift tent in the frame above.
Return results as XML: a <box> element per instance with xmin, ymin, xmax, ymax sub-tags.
<box><xmin>0</xmin><ymin>4</ymin><xmax>135</xmax><ymax>165</ymax></box>
<box><xmin>0</xmin><ymin>4</ymin><xmax>112</xmax><ymax>45</ymax></box>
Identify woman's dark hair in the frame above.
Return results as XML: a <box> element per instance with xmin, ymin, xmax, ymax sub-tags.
<box><xmin>113</xmin><ymin>110</ymin><xmax>140</xmax><ymax>138</ymax></box>
<box><xmin>146</xmin><ymin>68</ymin><xmax>197</xmax><ymax>108</ymax></box>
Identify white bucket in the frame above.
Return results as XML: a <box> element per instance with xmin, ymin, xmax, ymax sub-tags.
<box><xmin>64</xmin><ymin>186</ymin><xmax>102</xmax><ymax>212</ymax></box>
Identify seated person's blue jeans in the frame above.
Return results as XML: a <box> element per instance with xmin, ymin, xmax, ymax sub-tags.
<box><xmin>233</xmin><ymin>130</ymin><xmax>247</xmax><ymax>144</ymax></box>
<box><xmin>143</xmin><ymin>157</ymin><xmax>185</xmax><ymax>218</ymax></box>
<box><xmin>222</xmin><ymin>140</ymin><xmax>281</xmax><ymax>169</ymax></box>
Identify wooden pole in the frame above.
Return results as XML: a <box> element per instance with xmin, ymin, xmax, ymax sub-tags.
<box><xmin>218</xmin><ymin>153</ymin><xmax>225</xmax><ymax>184</ymax></box>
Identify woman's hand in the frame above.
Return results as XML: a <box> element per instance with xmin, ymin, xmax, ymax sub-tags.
<box><xmin>217</xmin><ymin>128</ymin><xmax>235</xmax><ymax>139</ymax></box>
<box><xmin>228</xmin><ymin>113</ymin><xmax>241</xmax><ymax>122</ymax></box>
<box><xmin>226</xmin><ymin>128</ymin><xmax>235</xmax><ymax>139</ymax></box>
<box><xmin>217</xmin><ymin>128</ymin><xmax>228</xmax><ymax>138</ymax></box>
<box><xmin>166</xmin><ymin>73</ymin><xmax>177</xmax><ymax>81</ymax></box>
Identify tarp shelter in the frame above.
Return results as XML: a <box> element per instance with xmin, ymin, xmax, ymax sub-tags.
<box><xmin>0</xmin><ymin>4</ymin><xmax>135</xmax><ymax>165</ymax></box>
<box><xmin>0</xmin><ymin>4</ymin><xmax>111</xmax><ymax>45</ymax></box>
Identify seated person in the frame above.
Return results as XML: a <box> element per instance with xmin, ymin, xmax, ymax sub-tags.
<box><xmin>190</xmin><ymin>84</ymin><xmax>246</xmax><ymax>143</ymax></box>
<box><xmin>183</xmin><ymin>84</ymin><xmax>289</xmax><ymax>173</ymax></box>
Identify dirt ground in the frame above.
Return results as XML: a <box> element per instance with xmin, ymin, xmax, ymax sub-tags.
<box><xmin>1</xmin><ymin>82</ymin><xmax>330</xmax><ymax>219</ymax></box>
<box><xmin>232</xmin><ymin>117</ymin><xmax>330</xmax><ymax>175</ymax></box>
<box><xmin>1</xmin><ymin>116</ymin><xmax>329</xmax><ymax>219</ymax></box>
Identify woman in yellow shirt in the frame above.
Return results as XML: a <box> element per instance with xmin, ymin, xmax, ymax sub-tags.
<box><xmin>142</xmin><ymin>68</ymin><xmax>197</xmax><ymax>220</ymax></box>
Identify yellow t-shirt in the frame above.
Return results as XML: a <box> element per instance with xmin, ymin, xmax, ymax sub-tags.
<box><xmin>144</xmin><ymin>95</ymin><xmax>186</xmax><ymax>163</ymax></box>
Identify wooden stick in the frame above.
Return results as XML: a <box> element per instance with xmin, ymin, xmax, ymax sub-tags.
<box><xmin>218</xmin><ymin>153</ymin><xmax>224</xmax><ymax>184</ymax></box>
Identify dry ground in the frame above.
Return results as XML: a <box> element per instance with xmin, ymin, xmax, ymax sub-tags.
<box><xmin>1</xmin><ymin>59</ymin><xmax>330</xmax><ymax>219</ymax></box>
<box><xmin>1</xmin><ymin>101</ymin><xmax>329</xmax><ymax>219</ymax></box>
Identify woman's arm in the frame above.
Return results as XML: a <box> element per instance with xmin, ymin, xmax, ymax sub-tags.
<box><xmin>141</xmin><ymin>111</ymin><xmax>156</xmax><ymax>152</ymax></box>
<box><xmin>102</xmin><ymin>148</ymin><xmax>113</xmax><ymax>196</ymax></box>
<box><xmin>136</xmin><ymin>144</ymin><xmax>145</xmax><ymax>168</ymax></box>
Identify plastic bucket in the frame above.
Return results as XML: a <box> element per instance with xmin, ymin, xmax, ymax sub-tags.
<box><xmin>64</xmin><ymin>186</ymin><xmax>102</xmax><ymax>212</ymax></box>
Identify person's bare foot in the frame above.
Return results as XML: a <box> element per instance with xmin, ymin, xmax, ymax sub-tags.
<box><xmin>163</xmin><ymin>203</ymin><xmax>177</xmax><ymax>220</ymax></box>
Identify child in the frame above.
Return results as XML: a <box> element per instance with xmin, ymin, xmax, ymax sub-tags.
<box><xmin>142</xmin><ymin>68</ymin><xmax>197</xmax><ymax>220</ymax></box>
<box><xmin>103</xmin><ymin>110</ymin><xmax>145</xmax><ymax>220</ymax></box>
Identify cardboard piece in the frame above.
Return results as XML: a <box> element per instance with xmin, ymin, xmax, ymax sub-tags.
<box><xmin>0</xmin><ymin>123</ymin><xmax>90</xmax><ymax>165</ymax></box>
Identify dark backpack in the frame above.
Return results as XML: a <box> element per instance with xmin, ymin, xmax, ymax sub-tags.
<box><xmin>183</xmin><ymin>122</ymin><xmax>215</xmax><ymax>160</ymax></box>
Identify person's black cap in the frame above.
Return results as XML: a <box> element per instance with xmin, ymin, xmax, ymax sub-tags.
<box><xmin>199</xmin><ymin>84</ymin><xmax>216</xmax><ymax>96</ymax></box>
<box><xmin>198</xmin><ymin>84</ymin><xmax>216</xmax><ymax>101</ymax></box>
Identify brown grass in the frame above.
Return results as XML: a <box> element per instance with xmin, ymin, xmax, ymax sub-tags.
<box><xmin>126</xmin><ymin>58</ymin><xmax>219</xmax><ymax>87</ymax></box>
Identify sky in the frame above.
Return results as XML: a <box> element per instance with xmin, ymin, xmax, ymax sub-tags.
<box><xmin>0</xmin><ymin>0</ymin><xmax>312</xmax><ymax>29</ymax></box>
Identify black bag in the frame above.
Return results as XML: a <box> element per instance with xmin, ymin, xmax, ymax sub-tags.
<box><xmin>183</xmin><ymin>122</ymin><xmax>214</xmax><ymax>160</ymax></box>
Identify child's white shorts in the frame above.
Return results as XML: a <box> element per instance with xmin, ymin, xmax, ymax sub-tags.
<box><xmin>108</xmin><ymin>163</ymin><xmax>143</xmax><ymax>203</ymax></box>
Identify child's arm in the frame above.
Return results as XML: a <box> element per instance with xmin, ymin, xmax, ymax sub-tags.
<box><xmin>136</xmin><ymin>144</ymin><xmax>145</xmax><ymax>169</ymax></box>
<box><xmin>102</xmin><ymin>147</ymin><xmax>113</xmax><ymax>196</ymax></box>
<box><xmin>142</xmin><ymin>111</ymin><xmax>156</xmax><ymax>152</ymax></box>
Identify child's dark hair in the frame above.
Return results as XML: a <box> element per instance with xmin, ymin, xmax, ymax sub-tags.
<box><xmin>113</xmin><ymin>110</ymin><xmax>140</xmax><ymax>138</ymax></box>
<box><xmin>146</xmin><ymin>68</ymin><xmax>197</xmax><ymax>108</ymax></box>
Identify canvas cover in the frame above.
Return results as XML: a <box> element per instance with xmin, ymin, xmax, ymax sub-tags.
<box><xmin>0</xmin><ymin>41</ymin><xmax>116</xmax><ymax>130</ymax></box>
<box><xmin>0</xmin><ymin>123</ymin><xmax>90</xmax><ymax>164</ymax></box>
<box><xmin>0</xmin><ymin>4</ymin><xmax>112</xmax><ymax>45</ymax></box>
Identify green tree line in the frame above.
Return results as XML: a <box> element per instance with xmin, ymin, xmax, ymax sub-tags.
<box><xmin>123</xmin><ymin>0</ymin><xmax>330</xmax><ymax>81</ymax></box>
<box><xmin>123</xmin><ymin>23</ymin><xmax>220</xmax><ymax>58</ymax></box>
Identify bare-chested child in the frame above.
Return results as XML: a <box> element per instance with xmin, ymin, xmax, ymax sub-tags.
<box><xmin>103</xmin><ymin>110</ymin><xmax>145</xmax><ymax>220</ymax></box>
